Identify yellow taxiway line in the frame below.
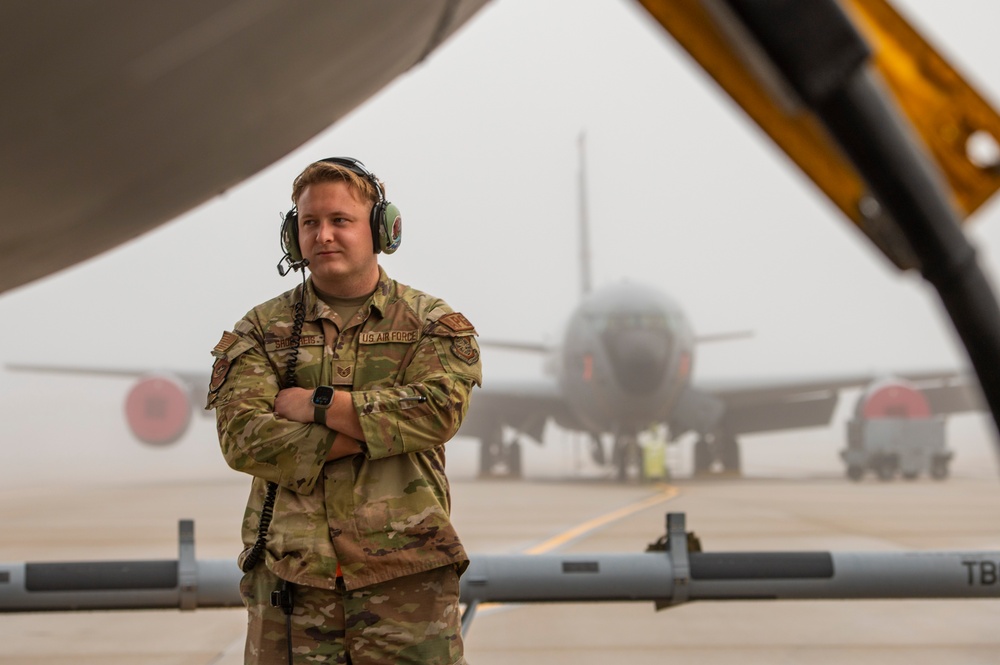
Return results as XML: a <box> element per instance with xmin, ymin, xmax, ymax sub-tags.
<box><xmin>521</xmin><ymin>483</ymin><xmax>681</xmax><ymax>555</ymax></box>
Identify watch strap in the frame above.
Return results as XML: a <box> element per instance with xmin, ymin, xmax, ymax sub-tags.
<box><xmin>314</xmin><ymin>405</ymin><xmax>327</xmax><ymax>426</ymax></box>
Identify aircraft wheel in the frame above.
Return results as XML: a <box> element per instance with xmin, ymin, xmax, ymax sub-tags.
<box><xmin>718</xmin><ymin>432</ymin><xmax>741</xmax><ymax>474</ymax></box>
<box><xmin>846</xmin><ymin>465</ymin><xmax>864</xmax><ymax>482</ymax></box>
<box><xmin>479</xmin><ymin>436</ymin><xmax>504</xmax><ymax>477</ymax></box>
<box><xmin>479</xmin><ymin>425</ymin><xmax>520</xmax><ymax>478</ymax></box>
<box><xmin>506</xmin><ymin>440</ymin><xmax>523</xmax><ymax>478</ymax></box>
<box><xmin>616</xmin><ymin>438</ymin><xmax>644</xmax><ymax>483</ymax></box>
<box><xmin>901</xmin><ymin>470</ymin><xmax>919</xmax><ymax>481</ymax></box>
<box><xmin>588</xmin><ymin>434</ymin><xmax>606</xmax><ymax>466</ymax></box>
<box><xmin>693</xmin><ymin>437</ymin><xmax>713</xmax><ymax>476</ymax></box>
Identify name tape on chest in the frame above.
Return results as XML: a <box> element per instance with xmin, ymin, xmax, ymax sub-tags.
<box><xmin>358</xmin><ymin>330</ymin><xmax>419</xmax><ymax>344</ymax></box>
<box><xmin>268</xmin><ymin>334</ymin><xmax>325</xmax><ymax>351</ymax></box>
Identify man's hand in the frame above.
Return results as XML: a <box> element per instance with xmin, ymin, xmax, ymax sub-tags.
<box><xmin>327</xmin><ymin>433</ymin><xmax>363</xmax><ymax>461</ymax></box>
<box><xmin>274</xmin><ymin>387</ymin><xmax>314</xmax><ymax>424</ymax></box>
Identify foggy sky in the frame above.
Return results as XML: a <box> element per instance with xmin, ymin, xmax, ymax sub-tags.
<box><xmin>3</xmin><ymin>0</ymin><xmax>999</xmax><ymax>484</ymax></box>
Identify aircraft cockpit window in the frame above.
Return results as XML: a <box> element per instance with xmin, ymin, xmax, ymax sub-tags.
<box><xmin>603</xmin><ymin>312</ymin><xmax>672</xmax><ymax>331</ymax></box>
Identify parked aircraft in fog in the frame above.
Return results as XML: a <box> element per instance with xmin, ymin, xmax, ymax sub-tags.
<box><xmin>9</xmin><ymin>136</ymin><xmax>980</xmax><ymax>481</ymax></box>
<box><xmin>456</xmin><ymin>136</ymin><xmax>981</xmax><ymax>480</ymax></box>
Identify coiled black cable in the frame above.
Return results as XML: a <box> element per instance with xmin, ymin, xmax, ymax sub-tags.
<box><xmin>241</xmin><ymin>279</ymin><xmax>307</xmax><ymax>573</ymax></box>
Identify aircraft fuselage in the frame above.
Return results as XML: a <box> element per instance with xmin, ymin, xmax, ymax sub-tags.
<box><xmin>556</xmin><ymin>282</ymin><xmax>693</xmax><ymax>437</ymax></box>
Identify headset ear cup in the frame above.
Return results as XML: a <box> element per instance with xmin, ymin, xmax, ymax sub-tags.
<box><xmin>370</xmin><ymin>201</ymin><xmax>384</xmax><ymax>254</ymax></box>
<box><xmin>282</xmin><ymin>209</ymin><xmax>302</xmax><ymax>262</ymax></box>
<box><xmin>380</xmin><ymin>202</ymin><xmax>402</xmax><ymax>254</ymax></box>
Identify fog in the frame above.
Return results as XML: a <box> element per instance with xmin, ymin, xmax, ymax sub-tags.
<box><xmin>2</xmin><ymin>0</ymin><xmax>1000</xmax><ymax>488</ymax></box>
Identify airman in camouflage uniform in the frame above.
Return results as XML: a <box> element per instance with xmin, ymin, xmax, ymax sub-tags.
<box><xmin>207</xmin><ymin>158</ymin><xmax>481</xmax><ymax>664</ymax></box>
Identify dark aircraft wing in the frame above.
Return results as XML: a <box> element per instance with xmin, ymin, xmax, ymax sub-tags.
<box><xmin>458</xmin><ymin>377</ymin><xmax>581</xmax><ymax>443</ymax></box>
<box><xmin>6</xmin><ymin>363</ymin><xmax>206</xmax><ymax>390</ymax></box>
<box><xmin>695</xmin><ymin>369</ymin><xmax>983</xmax><ymax>436</ymax></box>
<box><xmin>0</xmin><ymin>0</ymin><xmax>488</xmax><ymax>295</ymax></box>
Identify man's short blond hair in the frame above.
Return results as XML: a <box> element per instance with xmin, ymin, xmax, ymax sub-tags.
<box><xmin>291</xmin><ymin>161</ymin><xmax>381</xmax><ymax>207</ymax></box>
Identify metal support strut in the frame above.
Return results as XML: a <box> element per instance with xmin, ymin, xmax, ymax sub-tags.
<box><xmin>666</xmin><ymin>512</ymin><xmax>690</xmax><ymax>605</ymax></box>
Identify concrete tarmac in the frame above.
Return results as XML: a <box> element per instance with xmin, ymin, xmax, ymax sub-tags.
<box><xmin>3</xmin><ymin>422</ymin><xmax>1000</xmax><ymax>664</ymax></box>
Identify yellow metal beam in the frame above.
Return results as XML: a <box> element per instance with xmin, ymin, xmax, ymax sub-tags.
<box><xmin>637</xmin><ymin>0</ymin><xmax>1000</xmax><ymax>269</ymax></box>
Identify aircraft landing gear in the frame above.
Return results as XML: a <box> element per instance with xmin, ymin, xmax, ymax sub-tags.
<box><xmin>692</xmin><ymin>429</ymin><xmax>742</xmax><ymax>477</ymax></box>
<box><xmin>718</xmin><ymin>431</ymin><xmax>741</xmax><ymax>474</ymax></box>
<box><xmin>611</xmin><ymin>436</ymin><xmax>643</xmax><ymax>483</ymax></box>
<box><xmin>693</xmin><ymin>437</ymin><xmax>712</xmax><ymax>476</ymax></box>
<box><xmin>588</xmin><ymin>433</ymin><xmax>607</xmax><ymax>467</ymax></box>
<box><xmin>478</xmin><ymin>426</ymin><xmax>523</xmax><ymax>478</ymax></box>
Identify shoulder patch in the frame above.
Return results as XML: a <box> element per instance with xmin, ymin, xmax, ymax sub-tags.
<box><xmin>212</xmin><ymin>331</ymin><xmax>239</xmax><ymax>358</ymax></box>
<box><xmin>450</xmin><ymin>337</ymin><xmax>481</xmax><ymax>365</ymax></box>
<box><xmin>437</xmin><ymin>312</ymin><xmax>476</xmax><ymax>334</ymax></box>
<box><xmin>209</xmin><ymin>357</ymin><xmax>232</xmax><ymax>392</ymax></box>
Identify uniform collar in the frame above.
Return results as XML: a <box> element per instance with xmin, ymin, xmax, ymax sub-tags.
<box><xmin>301</xmin><ymin>266</ymin><xmax>393</xmax><ymax>323</ymax></box>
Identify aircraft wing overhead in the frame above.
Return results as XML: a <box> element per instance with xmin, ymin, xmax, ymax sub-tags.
<box><xmin>0</xmin><ymin>0</ymin><xmax>489</xmax><ymax>295</ymax></box>
<box><xmin>695</xmin><ymin>369</ymin><xmax>982</xmax><ymax>436</ymax></box>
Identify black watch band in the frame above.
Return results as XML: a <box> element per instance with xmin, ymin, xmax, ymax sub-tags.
<box><xmin>313</xmin><ymin>405</ymin><xmax>327</xmax><ymax>425</ymax></box>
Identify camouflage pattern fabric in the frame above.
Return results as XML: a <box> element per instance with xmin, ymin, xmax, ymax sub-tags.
<box><xmin>241</xmin><ymin>563</ymin><xmax>467</xmax><ymax>664</ymax></box>
<box><xmin>206</xmin><ymin>265</ymin><xmax>481</xmax><ymax>592</ymax></box>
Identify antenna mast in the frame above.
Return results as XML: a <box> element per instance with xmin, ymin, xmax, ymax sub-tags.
<box><xmin>578</xmin><ymin>131</ymin><xmax>593</xmax><ymax>297</ymax></box>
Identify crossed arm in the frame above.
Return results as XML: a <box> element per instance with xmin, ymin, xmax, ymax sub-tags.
<box><xmin>274</xmin><ymin>387</ymin><xmax>364</xmax><ymax>461</ymax></box>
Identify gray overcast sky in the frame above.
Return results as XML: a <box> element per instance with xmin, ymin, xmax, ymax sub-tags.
<box><xmin>3</xmin><ymin>0</ymin><xmax>1000</xmax><ymax>482</ymax></box>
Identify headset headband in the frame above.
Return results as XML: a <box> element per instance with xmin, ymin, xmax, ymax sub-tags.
<box><xmin>277</xmin><ymin>156</ymin><xmax>402</xmax><ymax>276</ymax></box>
<box><xmin>319</xmin><ymin>156</ymin><xmax>386</xmax><ymax>203</ymax></box>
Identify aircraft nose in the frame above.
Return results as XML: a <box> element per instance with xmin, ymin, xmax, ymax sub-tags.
<box><xmin>602</xmin><ymin>328</ymin><xmax>673</xmax><ymax>394</ymax></box>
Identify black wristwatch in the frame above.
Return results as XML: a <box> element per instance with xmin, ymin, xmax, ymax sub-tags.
<box><xmin>311</xmin><ymin>385</ymin><xmax>334</xmax><ymax>425</ymax></box>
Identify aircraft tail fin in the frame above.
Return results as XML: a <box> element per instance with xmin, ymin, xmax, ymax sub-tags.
<box><xmin>578</xmin><ymin>131</ymin><xmax>593</xmax><ymax>298</ymax></box>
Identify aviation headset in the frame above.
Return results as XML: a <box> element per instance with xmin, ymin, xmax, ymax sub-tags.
<box><xmin>278</xmin><ymin>157</ymin><xmax>402</xmax><ymax>275</ymax></box>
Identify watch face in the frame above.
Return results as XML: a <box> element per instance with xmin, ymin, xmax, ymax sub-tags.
<box><xmin>312</xmin><ymin>386</ymin><xmax>334</xmax><ymax>407</ymax></box>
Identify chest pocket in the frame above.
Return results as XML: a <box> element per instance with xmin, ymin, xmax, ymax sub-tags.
<box><xmin>264</xmin><ymin>324</ymin><xmax>326</xmax><ymax>388</ymax></box>
<box><xmin>354</xmin><ymin>327</ymin><xmax>420</xmax><ymax>390</ymax></box>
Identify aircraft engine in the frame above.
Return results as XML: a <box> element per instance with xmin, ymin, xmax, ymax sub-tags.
<box><xmin>843</xmin><ymin>378</ymin><xmax>950</xmax><ymax>481</ymax></box>
<box><xmin>124</xmin><ymin>375</ymin><xmax>193</xmax><ymax>446</ymax></box>
<box><xmin>854</xmin><ymin>378</ymin><xmax>931</xmax><ymax>419</ymax></box>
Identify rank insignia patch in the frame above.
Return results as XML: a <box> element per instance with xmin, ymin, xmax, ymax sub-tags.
<box><xmin>451</xmin><ymin>337</ymin><xmax>480</xmax><ymax>365</ymax></box>
<box><xmin>438</xmin><ymin>312</ymin><xmax>476</xmax><ymax>333</ymax></box>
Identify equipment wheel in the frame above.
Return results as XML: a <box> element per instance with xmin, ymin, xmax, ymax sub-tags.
<box><xmin>930</xmin><ymin>456</ymin><xmax>950</xmax><ymax>480</ymax></box>
<box><xmin>874</xmin><ymin>456</ymin><xmax>896</xmax><ymax>481</ymax></box>
<box><xmin>846</xmin><ymin>465</ymin><xmax>863</xmax><ymax>482</ymax></box>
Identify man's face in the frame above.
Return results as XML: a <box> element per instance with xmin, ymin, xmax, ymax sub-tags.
<box><xmin>297</xmin><ymin>180</ymin><xmax>378</xmax><ymax>296</ymax></box>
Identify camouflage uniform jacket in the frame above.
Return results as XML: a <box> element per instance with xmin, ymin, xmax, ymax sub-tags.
<box><xmin>206</xmin><ymin>267</ymin><xmax>482</xmax><ymax>590</ymax></box>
